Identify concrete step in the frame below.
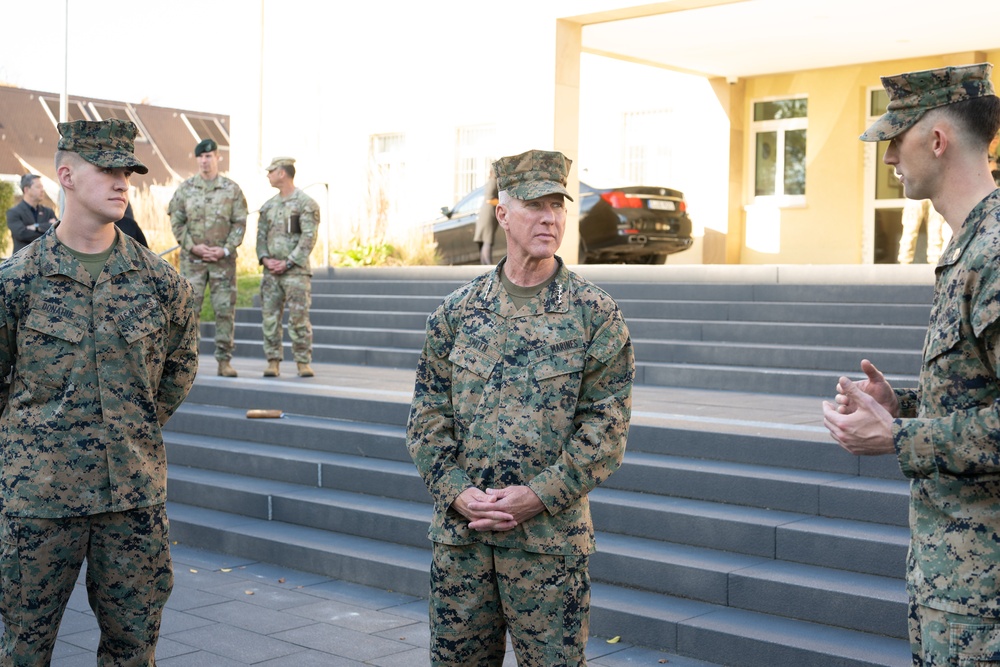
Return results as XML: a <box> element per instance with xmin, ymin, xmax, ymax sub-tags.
<box><xmin>165</xmin><ymin>503</ymin><xmax>910</xmax><ymax>667</ymax></box>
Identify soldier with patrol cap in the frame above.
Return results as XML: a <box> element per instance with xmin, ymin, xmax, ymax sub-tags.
<box><xmin>407</xmin><ymin>149</ymin><xmax>634</xmax><ymax>666</ymax></box>
<box><xmin>823</xmin><ymin>63</ymin><xmax>1000</xmax><ymax>665</ymax></box>
<box><xmin>256</xmin><ymin>157</ymin><xmax>320</xmax><ymax>378</ymax></box>
<box><xmin>168</xmin><ymin>137</ymin><xmax>248</xmax><ymax>377</ymax></box>
<box><xmin>0</xmin><ymin>119</ymin><xmax>199</xmax><ymax>664</ymax></box>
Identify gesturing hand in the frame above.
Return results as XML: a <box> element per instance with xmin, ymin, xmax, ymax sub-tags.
<box><xmin>823</xmin><ymin>372</ymin><xmax>895</xmax><ymax>456</ymax></box>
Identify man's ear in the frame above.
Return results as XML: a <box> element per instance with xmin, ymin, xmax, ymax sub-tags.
<box><xmin>496</xmin><ymin>203</ymin><xmax>509</xmax><ymax>231</ymax></box>
<box><xmin>56</xmin><ymin>163</ymin><xmax>74</xmax><ymax>190</ymax></box>
<box><xmin>930</xmin><ymin>125</ymin><xmax>949</xmax><ymax>158</ymax></box>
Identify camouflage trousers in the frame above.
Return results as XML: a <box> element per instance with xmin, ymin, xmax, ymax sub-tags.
<box><xmin>0</xmin><ymin>505</ymin><xmax>172</xmax><ymax>667</ymax></box>
<box><xmin>908</xmin><ymin>599</ymin><xmax>1000</xmax><ymax>666</ymax></box>
<box><xmin>182</xmin><ymin>258</ymin><xmax>237</xmax><ymax>362</ymax></box>
<box><xmin>260</xmin><ymin>271</ymin><xmax>313</xmax><ymax>364</ymax></box>
<box><xmin>429</xmin><ymin>541</ymin><xmax>590</xmax><ymax>667</ymax></box>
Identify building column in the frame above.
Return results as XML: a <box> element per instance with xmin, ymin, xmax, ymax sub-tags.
<box><xmin>554</xmin><ymin>19</ymin><xmax>582</xmax><ymax>264</ymax></box>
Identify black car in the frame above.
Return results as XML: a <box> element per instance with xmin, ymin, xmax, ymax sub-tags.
<box><xmin>432</xmin><ymin>182</ymin><xmax>693</xmax><ymax>265</ymax></box>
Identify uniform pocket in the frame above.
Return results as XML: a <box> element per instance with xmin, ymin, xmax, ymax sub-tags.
<box><xmin>0</xmin><ymin>518</ymin><xmax>22</xmax><ymax>628</ymax></box>
<box><xmin>21</xmin><ymin>308</ymin><xmax>86</xmax><ymax>389</ymax></box>
<box><xmin>951</xmin><ymin>621</ymin><xmax>1000</xmax><ymax>666</ymax></box>
<box><xmin>531</xmin><ymin>343</ymin><xmax>586</xmax><ymax>381</ymax></box>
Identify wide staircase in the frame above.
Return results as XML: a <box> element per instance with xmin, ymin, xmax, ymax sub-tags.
<box><xmin>165</xmin><ymin>263</ymin><xmax>934</xmax><ymax>666</ymax></box>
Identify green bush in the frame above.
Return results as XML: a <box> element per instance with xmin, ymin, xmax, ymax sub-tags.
<box><xmin>0</xmin><ymin>182</ymin><xmax>13</xmax><ymax>258</ymax></box>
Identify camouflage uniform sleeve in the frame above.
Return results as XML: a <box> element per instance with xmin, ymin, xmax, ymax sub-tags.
<box><xmin>406</xmin><ymin>306</ymin><xmax>476</xmax><ymax>512</ymax></box>
<box><xmin>894</xmin><ymin>316</ymin><xmax>1000</xmax><ymax>478</ymax></box>
<box><xmin>287</xmin><ymin>195</ymin><xmax>320</xmax><ymax>268</ymax></box>
<box><xmin>155</xmin><ymin>275</ymin><xmax>200</xmax><ymax>425</ymax></box>
<box><xmin>894</xmin><ymin>388</ymin><xmax>919</xmax><ymax>418</ymax></box>
<box><xmin>224</xmin><ymin>184</ymin><xmax>249</xmax><ymax>256</ymax></box>
<box><xmin>528</xmin><ymin>307</ymin><xmax>634</xmax><ymax>514</ymax></box>
<box><xmin>0</xmin><ymin>283</ymin><xmax>15</xmax><ymax>408</ymax></box>
<box><xmin>256</xmin><ymin>203</ymin><xmax>271</xmax><ymax>263</ymax></box>
<box><xmin>167</xmin><ymin>185</ymin><xmax>191</xmax><ymax>252</ymax></box>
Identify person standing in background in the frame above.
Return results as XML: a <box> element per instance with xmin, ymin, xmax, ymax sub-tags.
<box><xmin>256</xmin><ymin>157</ymin><xmax>320</xmax><ymax>378</ymax></box>
<box><xmin>168</xmin><ymin>138</ymin><xmax>248</xmax><ymax>377</ymax></box>
<box><xmin>6</xmin><ymin>173</ymin><xmax>57</xmax><ymax>254</ymax></box>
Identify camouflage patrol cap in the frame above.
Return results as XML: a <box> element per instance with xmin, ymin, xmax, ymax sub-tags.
<box><xmin>194</xmin><ymin>138</ymin><xmax>218</xmax><ymax>156</ymax></box>
<box><xmin>266</xmin><ymin>157</ymin><xmax>295</xmax><ymax>172</ymax></box>
<box><xmin>861</xmin><ymin>63</ymin><xmax>996</xmax><ymax>141</ymax></box>
<box><xmin>57</xmin><ymin>119</ymin><xmax>148</xmax><ymax>174</ymax></box>
<box><xmin>493</xmin><ymin>149</ymin><xmax>574</xmax><ymax>202</ymax></box>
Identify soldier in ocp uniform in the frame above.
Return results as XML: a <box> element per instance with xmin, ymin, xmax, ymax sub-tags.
<box><xmin>0</xmin><ymin>119</ymin><xmax>199</xmax><ymax>665</ymax></box>
<box><xmin>168</xmin><ymin>138</ymin><xmax>248</xmax><ymax>377</ymax></box>
<box><xmin>407</xmin><ymin>149</ymin><xmax>634</xmax><ymax>666</ymax></box>
<box><xmin>256</xmin><ymin>157</ymin><xmax>320</xmax><ymax>378</ymax></box>
<box><xmin>823</xmin><ymin>63</ymin><xmax>1000</xmax><ymax>665</ymax></box>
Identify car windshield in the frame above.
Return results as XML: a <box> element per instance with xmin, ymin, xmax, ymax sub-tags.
<box><xmin>454</xmin><ymin>192</ymin><xmax>483</xmax><ymax>216</ymax></box>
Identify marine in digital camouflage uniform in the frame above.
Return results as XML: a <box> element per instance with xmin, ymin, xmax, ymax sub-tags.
<box><xmin>823</xmin><ymin>64</ymin><xmax>1000</xmax><ymax>666</ymax></box>
<box><xmin>256</xmin><ymin>157</ymin><xmax>320</xmax><ymax>378</ymax></box>
<box><xmin>0</xmin><ymin>119</ymin><xmax>199</xmax><ymax>666</ymax></box>
<box><xmin>168</xmin><ymin>138</ymin><xmax>248</xmax><ymax>377</ymax></box>
<box><xmin>407</xmin><ymin>149</ymin><xmax>634</xmax><ymax>667</ymax></box>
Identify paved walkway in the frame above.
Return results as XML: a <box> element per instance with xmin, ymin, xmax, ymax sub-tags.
<box><xmin>36</xmin><ymin>356</ymin><xmax>832</xmax><ymax>665</ymax></box>
<box><xmin>45</xmin><ymin>543</ymin><xmax>716</xmax><ymax>666</ymax></box>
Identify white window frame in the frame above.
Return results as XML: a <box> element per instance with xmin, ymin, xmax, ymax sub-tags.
<box><xmin>622</xmin><ymin>108</ymin><xmax>675</xmax><ymax>185</ymax></box>
<box><xmin>749</xmin><ymin>95</ymin><xmax>807</xmax><ymax>207</ymax></box>
<box><xmin>454</xmin><ymin>124</ymin><xmax>496</xmax><ymax>201</ymax></box>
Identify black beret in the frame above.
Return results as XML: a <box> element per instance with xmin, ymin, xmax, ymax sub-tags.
<box><xmin>194</xmin><ymin>138</ymin><xmax>218</xmax><ymax>156</ymax></box>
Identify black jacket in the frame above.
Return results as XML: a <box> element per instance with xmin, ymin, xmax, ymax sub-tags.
<box><xmin>6</xmin><ymin>200</ymin><xmax>56</xmax><ymax>255</ymax></box>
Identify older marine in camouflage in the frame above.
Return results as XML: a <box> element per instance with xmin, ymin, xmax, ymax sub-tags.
<box><xmin>168</xmin><ymin>139</ymin><xmax>248</xmax><ymax>370</ymax></box>
<box><xmin>256</xmin><ymin>158</ymin><xmax>320</xmax><ymax>370</ymax></box>
<box><xmin>408</xmin><ymin>148</ymin><xmax>633</xmax><ymax>667</ymax></box>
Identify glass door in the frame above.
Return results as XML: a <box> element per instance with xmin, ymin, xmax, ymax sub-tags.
<box><xmin>862</xmin><ymin>88</ymin><xmax>934</xmax><ymax>263</ymax></box>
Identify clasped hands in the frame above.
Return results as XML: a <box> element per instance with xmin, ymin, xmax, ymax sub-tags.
<box><xmin>191</xmin><ymin>244</ymin><xmax>227</xmax><ymax>262</ymax></box>
<box><xmin>821</xmin><ymin>359</ymin><xmax>898</xmax><ymax>456</ymax></box>
<box><xmin>452</xmin><ymin>485</ymin><xmax>545</xmax><ymax>532</ymax></box>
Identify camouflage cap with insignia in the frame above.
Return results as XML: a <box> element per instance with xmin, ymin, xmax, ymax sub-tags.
<box><xmin>266</xmin><ymin>156</ymin><xmax>295</xmax><ymax>172</ymax></box>
<box><xmin>57</xmin><ymin>119</ymin><xmax>148</xmax><ymax>174</ymax></box>
<box><xmin>861</xmin><ymin>63</ymin><xmax>996</xmax><ymax>142</ymax></box>
<box><xmin>194</xmin><ymin>138</ymin><xmax>218</xmax><ymax>156</ymax></box>
<box><xmin>493</xmin><ymin>149</ymin><xmax>574</xmax><ymax>202</ymax></box>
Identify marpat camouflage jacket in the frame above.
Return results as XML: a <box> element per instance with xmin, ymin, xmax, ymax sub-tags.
<box><xmin>893</xmin><ymin>188</ymin><xmax>1000</xmax><ymax>617</ymax></box>
<box><xmin>0</xmin><ymin>228</ymin><xmax>199</xmax><ymax>518</ymax></box>
<box><xmin>407</xmin><ymin>259</ymin><xmax>634</xmax><ymax>555</ymax></box>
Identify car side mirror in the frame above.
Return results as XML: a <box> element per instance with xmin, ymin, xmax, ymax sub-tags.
<box><xmin>440</xmin><ymin>206</ymin><xmax>451</xmax><ymax>218</ymax></box>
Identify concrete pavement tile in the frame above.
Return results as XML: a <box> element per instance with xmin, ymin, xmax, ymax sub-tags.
<box><xmin>158</xmin><ymin>651</ymin><xmax>247</xmax><ymax>666</ymax></box>
<box><xmin>373</xmin><ymin>620</ymin><xmax>429</xmax><ymax>648</ymax></box>
<box><xmin>201</xmin><ymin>579</ymin><xmax>326</xmax><ymax>610</ymax></box>
<box><xmin>270</xmin><ymin>622</ymin><xmax>414</xmax><ymax>662</ymax></box>
<box><xmin>366</xmin><ymin>646</ymin><xmax>428</xmax><ymax>667</ymax></box>
<box><xmin>256</xmin><ymin>650</ymin><xmax>366</xmax><ymax>666</ymax></box>
<box><xmin>300</xmin><ymin>578</ymin><xmax>420</xmax><ymax>610</ymax></box>
<box><xmin>285</xmin><ymin>598</ymin><xmax>414</xmax><ymax>634</ymax></box>
<box><xmin>163</xmin><ymin>585</ymin><xmax>232</xmax><ymax>611</ymax></box>
<box><xmin>54</xmin><ymin>608</ymin><xmax>95</xmax><ymax>635</ymax></box>
<box><xmin>170</xmin><ymin>545</ymin><xmax>257</xmax><ymax>571</ymax></box>
<box><xmin>589</xmin><ymin>644</ymin><xmax>721</xmax><ymax>666</ymax></box>
<box><xmin>185</xmin><ymin>599</ymin><xmax>315</xmax><ymax>635</ymax></box>
<box><xmin>152</xmin><ymin>635</ymin><xmax>201</xmax><ymax>661</ymax></box>
<box><xmin>225</xmin><ymin>560</ymin><xmax>335</xmax><ymax>588</ymax></box>
<box><xmin>380</xmin><ymin>598</ymin><xmax>430</xmax><ymax>622</ymax></box>
<box><xmin>159</xmin><ymin>607</ymin><xmax>219</xmax><ymax>634</ymax></box>
<box><xmin>166</xmin><ymin>624</ymin><xmax>301</xmax><ymax>663</ymax></box>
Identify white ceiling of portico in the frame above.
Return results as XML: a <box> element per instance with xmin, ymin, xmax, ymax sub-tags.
<box><xmin>575</xmin><ymin>0</ymin><xmax>1000</xmax><ymax>80</ymax></box>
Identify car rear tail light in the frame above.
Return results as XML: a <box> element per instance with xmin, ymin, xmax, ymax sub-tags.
<box><xmin>601</xmin><ymin>191</ymin><xmax>644</xmax><ymax>208</ymax></box>
<box><xmin>678</xmin><ymin>200</ymin><xmax>686</xmax><ymax>213</ymax></box>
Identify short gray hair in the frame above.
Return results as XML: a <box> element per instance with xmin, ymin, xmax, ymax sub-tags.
<box><xmin>19</xmin><ymin>174</ymin><xmax>39</xmax><ymax>193</ymax></box>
